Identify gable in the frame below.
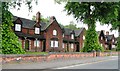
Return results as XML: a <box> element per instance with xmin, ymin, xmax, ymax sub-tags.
<box><xmin>45</xmin><ymin>20</ymin><xmax>63</xmax><ymax>32</ymax></box>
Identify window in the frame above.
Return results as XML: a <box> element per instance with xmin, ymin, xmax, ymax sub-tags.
<box><xmin>83</xmin><ymin>36</ymin><xmax>85</xmax><ymax>40</ymax></box>
<box><xmin>112</xmin><ymin>39</ymin><xmax>114</xmax><ymax>43</ymax></box>
<box><xmin>71</xmin><ymin>44</ymin><xmax>74</xmax><ymax>49</ymax></box>
<box><xmin>15</xmin><ymin>24</ymin><xmax>21</xmax><ymax>31</ymax></box>
<box><xmin>50</xmin><ymin>40</ymin><xmax>58</xmax><ymax>47</ymax></box>
<box><xmin>101</xmin><ymin>37</ymin><xmax>103</xmax><ymax>40</ymax></box>
<box><xmin>63</xmin><ymin>34</ymin><xmax>64</xmax><ymax>37</ymax></box>
<box><xmin>50</xmin><ymin>41</ymin><xmax>54</xmax><ymax>47</ymax></box>
<box><xmin>35</xmin><ymin>27</ymin><xmax>40</xmax><ymax>34</ymax></box>
<box><xmin>53</xmin><ymin>30</ymin><xmax>57</xmax><ymax>36</ymax></box>
<box><xmin>34</xmin><ymin>40</ymin><xmax>40</xmax><ymax>47</ymax></box>
<box><xmin>55</xmin><ymin>41</ymin><xmax>58</xmax><ymax>47</ymax></box>
<box><xmin>71</xmin><ymin>34</ymin><xmax>74</xmax><ymax>39</ymax></box>
<box><xmin>62</xmin><ymin>43</ymin><xmax>64</xmax><ymax>48</ymax></box>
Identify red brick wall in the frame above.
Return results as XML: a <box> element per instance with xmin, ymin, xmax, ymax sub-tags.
<box><xmin>2</xmin><ymin>52</ymin><xmax>118</xmax><ymax>64</ymax></box>
<box><xmin>29</xmin><ymin>29</ymin><xmax>34</xmax><ymax>35</ymax></box>
<box><xmin>22</xmin><ymin>28</ymin><xmax>28</xmax><ymax>34</ymax></box>
<box><xmin>78</xmin><ymin>28</ymin><xmax>86</xmax><ymax>49</ymax></box>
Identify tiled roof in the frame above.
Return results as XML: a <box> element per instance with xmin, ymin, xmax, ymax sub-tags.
<box><xmin>64</xmin><ymin>28</ymin><xmax>73</xmax><ymax>36</ymax></box>
<box><xmin>105</xmin><ymin>35</ymin><xmax>114</xmax><ymax>41</ymax></box>
<box><xmin>14</xmin><ymin>16</ymin><xmax>47</xmax><ymax>31</ymax></box>
<box><xmin>13</xmin><ymin>16</ymin><xmax>85</xmax><ymax>36</ymax></box>
<box><xmin>74</xmin><ymin>28</ymin><xmax>85</xmax><ymax>37</ymax></box>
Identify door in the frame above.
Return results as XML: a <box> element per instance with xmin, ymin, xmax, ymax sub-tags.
<box><xmin>42</xmin><ymin>40</ymin><xmax>46</xmax><ymax>52</ymax></box>
<box><xmin>76</xmin><ymin>44</ymin><xmax>80</xmax><ymax>52</ymax></box>
<box><xmin>25</xmin><ymin>40</ymin><xmax>29</xmax><ymax>51</ymax></box>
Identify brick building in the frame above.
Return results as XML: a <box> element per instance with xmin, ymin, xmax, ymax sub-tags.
<box><xmin>98</xmin><ymin>30</ymin><xmax>117</xmax><ymax>50</ymax></box>
<box><xmin>12</xmin><ymin>12</ymin><xmax>86</xmax><ymax>52</ymax></box>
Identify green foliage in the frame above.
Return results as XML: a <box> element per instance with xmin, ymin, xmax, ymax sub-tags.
<box><xmin>55</xmin><ymin>1</ymin><xmax>119</xmax><ymax>52</ymax></box>
<box><xmin>116</xmin><ymin>37</ymin><xmax>120</xmax><ymax>51</ymax></box>
<box><xmin>64</xmin><ymin>2</ymin><xmax>119</xmax><ymax>25</ymax></box>
<box><xmin>64</xmin><ymin>21</ymin><xmax>80</xmax><ymax>30</ymax></box>
<box><xmin>82</xmin><ymin>24</ymin><xmax>104</xmax><ymax>52</ymax></box>
<box><xmin>2</xmin><ymin>2</ymin><xmax>25</xmax><ymax>54</ymax></box>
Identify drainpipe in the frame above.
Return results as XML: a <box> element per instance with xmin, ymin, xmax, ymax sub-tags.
<box><xmin>35</xmin><ymin>38</ymin><xmax>37</xmax><ymax>52</ymax></box>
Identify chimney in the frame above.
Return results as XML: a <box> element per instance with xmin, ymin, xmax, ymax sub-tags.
<box><xmin>50</xmin><ymin>16</ymin><xmax>56</xmax><ymax>23</ymax></box>
<box><xmin>36</xmin><ymin>11</ymin><xmax>41</xmax><ymax>24</ymax></box>
<box><xmin>106</xmin><ymin>31</ymin><xmax>109</xmax><ymax>35</ymax></box>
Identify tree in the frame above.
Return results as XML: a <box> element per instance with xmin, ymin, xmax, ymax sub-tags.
<box><xmin>2</xmin><ymin>0</ymin><xmax>37</xmax><ymax>54</ymax></box>
<box><xmin>109</xmin><ymin>2</ymin><xmax>120</xmax><ymax>51</ymax></box>
<box><xmin>55</xmin><ymin>1</ymin><xmax>119</xmax><ymax>52</ymax></box>
<box><xmin>64</xmin><ymin>21</ymin><xmax>80</xmax><ymax>30</ymax></box>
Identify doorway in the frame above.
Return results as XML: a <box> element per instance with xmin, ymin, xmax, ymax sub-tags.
<box><xmin>25</xmin><ymin>40</ymin><xmax>29</xmax><ymax>51</ymax></box>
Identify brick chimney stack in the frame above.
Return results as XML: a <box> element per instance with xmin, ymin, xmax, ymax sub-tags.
<box><xmin>50</xmin><ymin>16</ymin><xmax>56</xmax><ymax>23</ymax></box>
<box><xmin>106</xmin><ymin>31</ymin><xmax>109</xmax><ymax>35</ymax></box>
<box><xmin>36</xmin><ymin>11</ymin><xmax>40</xmax><ymax>24</ymax></box>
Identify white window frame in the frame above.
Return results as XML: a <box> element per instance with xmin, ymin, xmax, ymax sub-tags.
<box><xmin>62</xmin><ymin>43</ymin><xmax>64</xmax><ymax>48</ymax></box>
<box><xmin>63</xmin><ymin>34</ymin><xmax>64</xmax><ymax>37</ymax></box>
<box><xmin>35</xmin><ymin>27</ymin><xmax>40</xmax><ymax>34</ymax></box>
<box><xmin>50</xmin><ymin>41</ymin><xmax>54</xmax><ymax>47</ymax></box>
<box><xmin>71</xmin><ymin>34</ymin><xmax>74</xmax><ymax>39</ymax></box>
<box><xmin>15</xmin><ymin>24</ymin><xmax>21</xmax><ymax>31</ymax></box>
<box><xmin>53</xmin><ymin>30</ymin><xmax>57</xmax><ymax>36</ymax></box>
<box><xmin>55</xmin><ymin>41</ymin><xmax>58</xmax><ymax>47</ymax></box>
<box><xmin>112</xmin><ymin>39</ymin><xmax>114</xmax><ymax>43</ymax></box>
<box><xmin>83</xmin><ymin>36</ymin><xmax>85</xmax><ymax>40</ymax></box>
<box><xmin>71</xmin><ymin>44</ymin><xmax>74</xmax><ymax>49</ymax></box>
<box><xmin>101</xmin><ymin>37</ymin><xmax>103</xmax><ymax>40</ymax></box>
<box><xmin>50</xmin><ymin>40</ymin><xmax>58</xmax><ymax>47</ymax></box>
<box><xmin>34</xmin><ymin>40</ymin><xmax>40</xmax><ymax>47</ymax></box>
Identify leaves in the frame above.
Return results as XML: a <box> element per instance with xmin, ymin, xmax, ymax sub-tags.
<box><xmin>2</xmin><ymin>2</ymin><xmax>25</xmax><ymax>54</ymax></box>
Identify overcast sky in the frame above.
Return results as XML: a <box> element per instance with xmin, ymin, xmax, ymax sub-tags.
<box><xmin>10</xmin><ymin>0</ymin><xmax>118</xmax><ymax>37</ymax></box>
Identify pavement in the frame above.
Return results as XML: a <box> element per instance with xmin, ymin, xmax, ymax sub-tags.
<box><xmin>2</xmin><ymin>56</ymin><xmax>118</xmax><ymax>69</ymax></box>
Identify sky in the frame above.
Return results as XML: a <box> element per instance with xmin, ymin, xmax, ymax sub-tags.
<box><xmin>10</xmin><ymin>0</ymin><xmax>118</xmax><ymax>37</ymax></box>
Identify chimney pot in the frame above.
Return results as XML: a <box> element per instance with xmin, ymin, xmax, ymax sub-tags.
<box><xmin>50</xmin><ymin>16</ymin><xmax>56</xmax><ymax>23</ymax></box>
<box><xmin>36</xmin><ymin>11</ymin><xmax>41</xmax><ymax>23</ymax></box>
<box><xmin>106</xmin><ymin>31</ymin><xmax>109</xmax><ymax>35</ymax></box>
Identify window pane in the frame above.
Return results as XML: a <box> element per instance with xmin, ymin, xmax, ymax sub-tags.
<box><xmin>62</xmin><ymin>43</ymin><xmax>64</xmax><ymax>48</ymax></box>
<box><xmin>71</xmin><ymin>34</ymin><xmax>74</xmax><ymax>39</ymax></box>
<box><xmin>37</xmin><ymin>41</ymin><xmax>40</xmax><ymax>47</ymax></box>
<box><xmin>51</xmin><ymin>41</ymin><xmax>53</xmax><ymax>47</ymax></box>
<box><xmin>34</xmin><ymin>40</ymin><xmax>40</xmax><ymax>47</ymax></box>
<box><xmin>71</xmin><ymin>44</ymin><xmax>74</xmax><ymax>49</ymax></box>
<box><xmin>55</xmin><ymin>41</ymin><xmax>58</xmax><ymax>47</ymax></box>
<box><xmin>53</xmin><ymin>30</ymin><xmax>57</xmax><ymax>36</ymax></box>
<box><xmin>35</xmin><ymin>27</ymin><xmax>40</xmax><ymax>34</ymax></box>
<box><xmin>15</xmin><ymin>24</ymin><xmax>21</xmax><ymax>31</ymax></box>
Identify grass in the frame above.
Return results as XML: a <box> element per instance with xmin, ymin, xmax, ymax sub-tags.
<box><xmin>25</xmin><ymin>52</ymin><xmax>48</xmax><ymax>55</ymax></box>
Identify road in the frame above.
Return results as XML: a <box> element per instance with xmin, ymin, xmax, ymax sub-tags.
<box><xmin>2</xmin><ymin>56</ymin><xmax>118</xmax><ymax>70</ymax></box>
<box><xmin>55</xmin><ymin>56</ymin><xmax>118</xmax><ymax>69</ymax></box>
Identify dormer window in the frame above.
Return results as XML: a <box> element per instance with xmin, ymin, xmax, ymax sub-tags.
<box><xmin>53</xmin><ymin>30</ymin><xmax>57</xmax><ymax>36</ymax></box>
<box><xmin>15</xmin><ymin>24</ymin><xmax>21</xmax><ymax>31</ymax></box>
<box><xmin>35</xmin><ymin>27</ymin><xmax>40</xmax><ymax>34</ymax></box>
<box><xmin>71</xmin><ymin>34</ymin><xmax>74</xmax><ymax>39</ymax></box>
